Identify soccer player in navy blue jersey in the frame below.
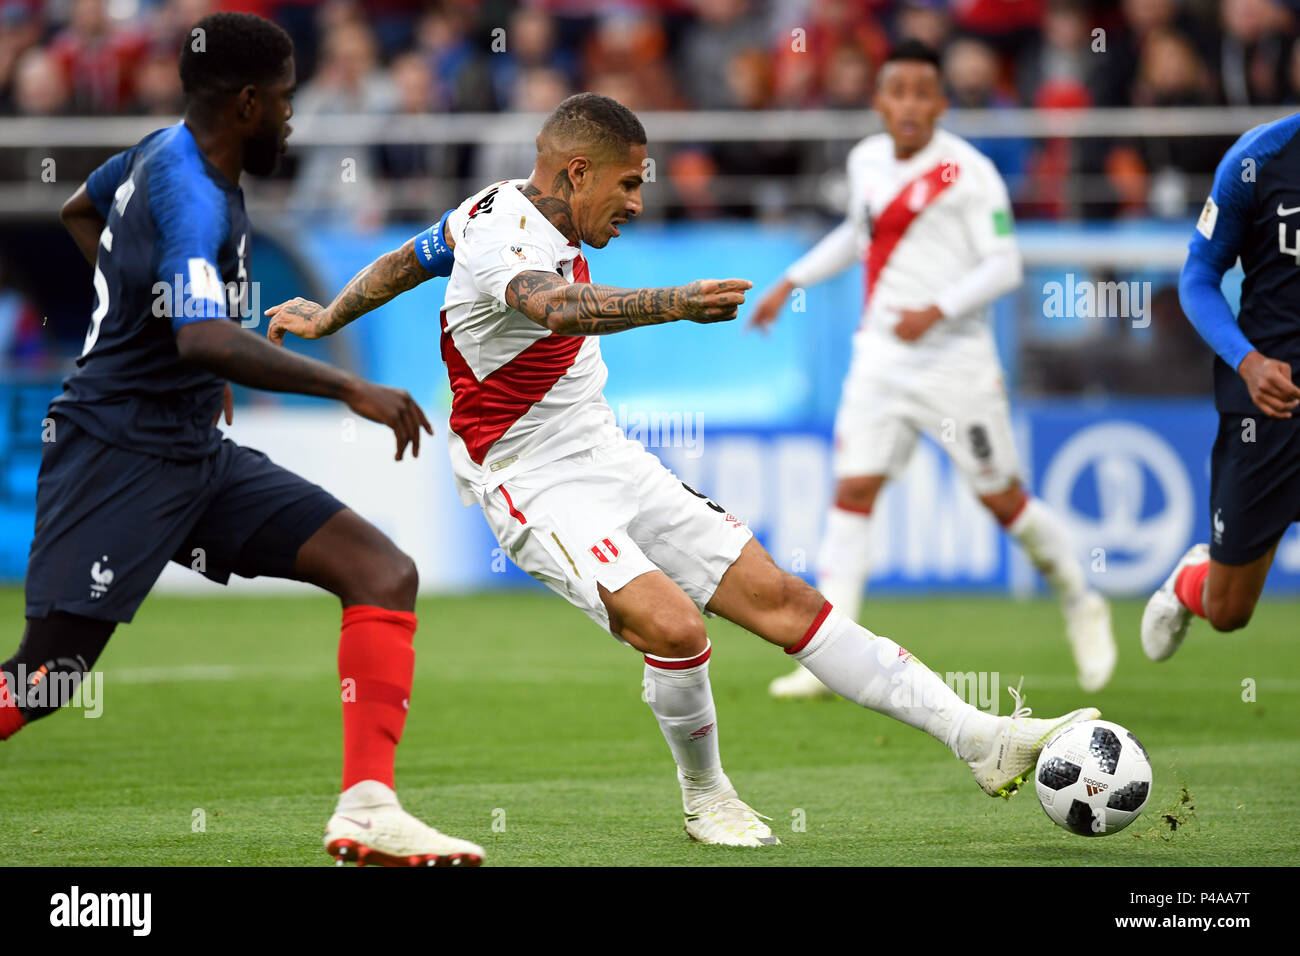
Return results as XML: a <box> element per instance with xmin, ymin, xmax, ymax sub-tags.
<box><xmin>1142</xmin><ymin>115</ymin><xmax>1300</xmax><ymax>661</ymax></box>
<box><xmin>0</xmin><ymin>12</ymin><xmax>483</xmax><ymax>866</ymax></box>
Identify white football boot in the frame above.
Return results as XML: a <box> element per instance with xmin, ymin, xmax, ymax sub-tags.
<box><xmin>768</xmin><ymin>662</ymin><xmax>835</xmax><ymax>700</ymax></box>
<box><xmin>684</xmin><ymin>793</ymin><xmax>781</xmax><ymax>846</ymax></box>
<box><xmin>1064</xmin><ymin>590</ymin><xmax>1117</xmax><ymax>692</ymax></box>
<box><xmin>324</xmin><ymin>780</ymin><xmax>484</xmax><ymax>867</ymax></box>
<box><xmin>1141</xmin><ymin>543</ymin><xmax>1209</xmax><ymax>662</ymax></box>
<box><xmin>968</xmin><ymin>684</ymin><xmax>1100</xmax><ymax>798</ymax></box>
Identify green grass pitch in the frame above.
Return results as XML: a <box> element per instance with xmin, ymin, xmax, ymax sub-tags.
<box><xmin>1</xmin><ymin>587</ymin><xmax>1296</xmax><ymax>866</ymax></box>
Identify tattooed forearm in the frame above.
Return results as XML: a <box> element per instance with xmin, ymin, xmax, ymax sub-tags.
<box><xmin>505</xmin><ymin>270</ymin><xmax>697</xmax><ymax>335</ymax></box>
<box><xmin>298</xmin><ymin>239</ymin><xmax>431</xmax><ymax>335</ymax></box>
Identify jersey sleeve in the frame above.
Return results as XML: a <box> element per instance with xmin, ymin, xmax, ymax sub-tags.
<box><xmin>932</xmin><ymin>158</ymin><xmax>1023</xmax><ymax>318</ymax></box>
<box><xmin>148</xmin><ymin>158</ymin><xmax>231</xmax><ymax>331</ymax></box>
<box><xmin>85</xmin><ymin>147</ymin><xmax>137</xmax><ymax>219</ymax></box>
<box><xmin>959</xmin><ymin>157</ymin><xmax>1018</xmax><ymax>260</ymax></box>
<box><xmin>1178</xmin><ymin>136</ymin><xmax>1257</xmax><ymax>370</ymax></box>
<box><xmin>457</xmin><ymin>207</ymin><xmax>557</xmax><ymax>308</ymax></box>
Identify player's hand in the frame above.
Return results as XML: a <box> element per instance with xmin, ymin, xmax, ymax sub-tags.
<box><xmin>747</xmin><ymin>278</ymin><xmax>794</xmax><ymax>333</ymax></box>
<box><xmin>1238</xmin><ymin>350</ymin><xmax>1300</xmax><ymax>419</ymax></box>
<box><xmin>265</xmin><ymin>298</ymin><xmax>330</xmax><ymax>346</ymax></box>
<box><xmin>340</xmin><ymin>377</ymin><xmax>434</xmax><ymax>461</ymax></box>
<box><xmin>895</xmin><ymin>305</ymin><xmax>943</xmax><ymax>342</ymax></box>
<box><xmin>211</xmin><ymin>382</ymin><xmax>234</xmax><ymax>426</ymax></box>
<box><xmin>672</xmin><ymin>279</ymin><xmax>753</xmax><ymax>324</ymax></box>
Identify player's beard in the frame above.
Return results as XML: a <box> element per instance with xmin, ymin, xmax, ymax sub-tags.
<box><xmin>244</xmin><ymin>123</ymin><xmax>283</xmax><ymax>177</ymax></box>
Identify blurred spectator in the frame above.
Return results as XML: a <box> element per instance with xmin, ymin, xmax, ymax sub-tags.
<box><xmin>0</xmin><ymin>0</ymin><xmax>41</xmax><ymax>114</ymax></box>
<box><xmin>583</xmin><ymin>9</ymin><xmax>680</xmax><ymax>110</ymax></box>
<box><xmin>488</xmin><ymin>6</ymin><xmax>576</xmax><ymax>111</ymax></box>
<box><xmin>128</xmin><ymin>50</ymin><xmax>184</xmax><ymax>116</ymax></box>
<box><xmin>769</xmin><ymin>0</ymin><xmax>888</xmax><ymax>108</ymax></box>
<box><xmin>678</xmin><ymin>0</ymin><xmax>768</xmax><ymax>109</ymax></box>
<box><xmin>414</xmin><ymin>4</ymin><xmax>494</xmax><ymax>112</ymax></box>
<box><xmin>943</xmin><ymin>37</ymin><xmax>1029</xmax><ymax>188</ymax></box>
<box><xmin>289</xmin><ymin>20</ymin><xmax>394</xmax><ymax>226</ymax></box>
<box><xmin>951</xmin><ymin>0</ymin><xmax>1044</xmax><ymax>55</ymax></box>
<box><xmin>1129</xmin><ymin>29</ymin><xmax>1232</xmax><ymax>218</ymax></box>
<box><xmin>1015</xmin><ymin>0</ymin><xmax>1105</xmax><ymax>107</ymax></box>
<box><xmin>12</xmin><ymin>46</ymin><xmax>67</xmax><ymax>116</ymax></box>
<box><xmin>895</xmin><ymin>0</ymin><xmax>951</xmax><ymax>52</ymax></box>
<box><xmin>1217</xmin><ymin>0</ymin><xmax>1294</xmax><ymax>106</ymax></box>
<box><xmin>822</xmin><ymin>45</ymin><xmax>873</xmax><ymax>109</ymax></box>
<box><xmin>47</xmin><ymin>0</ymin><xmax>146</xmax><ymax>113</ymax></box>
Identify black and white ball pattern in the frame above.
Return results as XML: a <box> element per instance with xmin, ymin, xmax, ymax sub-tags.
<box><xmin>1035</xmin><ymin>719</ymin><xmax>1152</xmax><ymax>837</ymax></box>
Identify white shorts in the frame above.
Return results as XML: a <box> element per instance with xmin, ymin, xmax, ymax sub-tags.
<box><xmin>479</xmin><ymin>434</ymin><xmax>753</xmax><ymax>637</ymax></box>
<box><xmin>833</xmin><ymin>367</ymin><xmax>1022</xmax><ymax>496</ymax></box>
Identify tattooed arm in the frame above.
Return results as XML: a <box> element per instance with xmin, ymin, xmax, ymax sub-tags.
<box><xmin>505</xmin><ymin>271</ymin><xmax>752</xmax><ymax>335</ymax></box>
<box><xmin>265</xmin><ymin>238</ymin><xmax>432</xmax><ymax>345</ymax></box>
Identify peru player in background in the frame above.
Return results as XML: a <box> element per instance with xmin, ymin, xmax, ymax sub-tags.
<box><xmin>752</xmin><ymin>40</ymin><xmax>1117</xmax><ymax>699</ymax></box>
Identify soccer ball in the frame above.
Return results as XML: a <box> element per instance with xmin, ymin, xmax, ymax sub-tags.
<box><xmin>1035</xmin><ymin>719</ymin><xmax>1152</xmax><ymax>837</ymax></box>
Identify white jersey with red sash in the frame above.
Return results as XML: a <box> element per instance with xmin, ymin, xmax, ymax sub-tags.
<box><xmin>846</xmin><ymin>128</ymin><xmax>1017</xmax><ymax>388</ymax></box>
<box><xmin>440</xmin><ymin>179</ymin><xmax>621</xmax><ymax>504</ymax></box>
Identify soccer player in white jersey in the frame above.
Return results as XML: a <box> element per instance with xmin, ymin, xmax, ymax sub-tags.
<box><xmin>266</xmin><ymin>93</ymin><xmax>1099</xmax><ymax>848</ymax></box>
<box><xmin>751</xmin><ymin>41</ymin><xmax>1117</xmax><ymax>699</ymax></box>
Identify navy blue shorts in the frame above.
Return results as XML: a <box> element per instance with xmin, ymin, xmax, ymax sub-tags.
<box><xmin>1209</xmin><ymin>412</ymin><xmax>1300</xmax><ymax>565</ymax></box>
<box><xmin>25</xmin><ymin>415</ymin><xmax>346</xmax><ymax>622</ymax></box>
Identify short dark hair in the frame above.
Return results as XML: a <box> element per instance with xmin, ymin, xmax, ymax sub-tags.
<box><xmin>539</xmin><ymin>92</ymin><xmax>647</xmax><ymax>157</ymax></box>
<box><xmin>179</xmin><ymin>12</ymin><xmax>293</xmax><ymax>104</ymax></box>
<box><xmin>884</xmin><ymin>38</ymin><xmax>942</xmax><ymax>72</ymax></box>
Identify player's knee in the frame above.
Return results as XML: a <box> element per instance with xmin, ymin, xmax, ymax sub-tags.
<box><xmin>640</xmin><ymin>609</ymin><xmax>708</xmax><ymax>660</ymax></box>
<box><xmin>351</xmin><ymin>549</ymin><xmax>419</xmax><ymax>611</ymax></box>
<box><xmin>835</xmin><ymin>479</ymin><xmax>878</xmax><ymax>514</ymax></box>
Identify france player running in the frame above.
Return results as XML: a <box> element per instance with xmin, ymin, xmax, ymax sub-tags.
<box><xmin>0</xmin><ymin>13</ymin><xmax>482</xmax><ymax>867</ymax></box>
<box><xmin>751</xmin><ymin>41</ymin><xmax>1116</xmax><ymax>697</ymax></box>
<box><xmin>1142</xmin><ymin>116</ymin><xmax>1300</xmax><ymax>658</ymax></box>
<box><xmin>267</xmin><ymin>93</ymin><xmax>1100</xmax><ymax>848</ymax></box>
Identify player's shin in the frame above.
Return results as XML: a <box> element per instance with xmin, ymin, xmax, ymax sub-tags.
<box><xmin>338</xmin><ymin>605</ymin><xmax>416</xmax><ymax>790</ymax></box>
<box><xmin>814</xmin><ymin>506</ymin><xmax>874</xmax><ymax>622</ymax></box>
<box><xmin>789</xmin><ymin>603</ymin><xmax>1001</xmax><ymax>761</ymax></box>
<box><xmin>1004</xmin><ymin>497</ymin><xmax>1086</xmax><ymax>604</ymax></box>
<box><xmin>642</xmin><ymin>643</ymin><xmax>733</xmax><ymax>811</ymax></box>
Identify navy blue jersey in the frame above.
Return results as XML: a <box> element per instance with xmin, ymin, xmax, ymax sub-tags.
<box><xmin>50</xmin><ymin>122</ymin><xmax>252</xmax><ymax>460</ymax></box>
<box><xmin>1181</xmin><ymin>114</ymin><xmax>1300</xmax><ymax>413</ymax></box>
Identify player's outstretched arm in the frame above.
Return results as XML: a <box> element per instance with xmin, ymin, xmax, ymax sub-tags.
<box><xmin>505</xmin><ymin>271</ymin><xmax>752</xmax><ymax>335</ymax></box>
<box><xmin>266</xmin><ymin>238</ymin><xmax>432</xmax><ymax>345</ymax></box>
<box><xmin>176</xmin><ymin>320</ymin><xmax>432</xmax><ymax>460</ymax></box>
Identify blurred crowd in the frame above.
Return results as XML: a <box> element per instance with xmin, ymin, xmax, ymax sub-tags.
<box><xmin>2</xmin><ymin>0</ymin><xmax>1299</xmax><ymax>222</ymax></box>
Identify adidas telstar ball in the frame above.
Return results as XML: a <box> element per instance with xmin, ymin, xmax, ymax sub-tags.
<box><xmin>1035</xmin><ymin>719</ymin><xmax>1152</xmax><ymax>837</ymax></box>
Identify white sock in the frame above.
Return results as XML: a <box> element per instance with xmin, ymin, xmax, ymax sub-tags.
<box><xmin>790</xmin><ymin>605</ymin><xmax>1002</xmax><ymax>761</ymax></box>
<box><xmin>815</xmin><ymin>506</ymin><xmax>873</xmax><ymax>623</ymax></box>
<box><xmin>643</xmin><ymin>643</ymin><xmax>732</xmax><ymax>812</ymax></box>
<box><xmin>1006</xmin><ymin>497</ymin><xmax>1087</xmax><ymax>605</ymax></box>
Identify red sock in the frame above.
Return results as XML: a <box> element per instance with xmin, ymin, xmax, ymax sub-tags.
<box><xmin>338</xmin><ymin>605</ymin><xmax>416</xmax><ymax>790</ymax></box>
<box><xmin>1174</xmin><ymin>561</ymin><xmax>1210</xmax><ymax>618</ymax></box>
<box><xmin>0</xmin><ymin>671</ymin><xmax>26</xmax><ymax>740</ymax></box>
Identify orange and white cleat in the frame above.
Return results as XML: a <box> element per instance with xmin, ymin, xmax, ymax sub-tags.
<box><xmin>324</xmin><ymin>780</ymin><xmax>484</xmax><ymax>867</ymax></box>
